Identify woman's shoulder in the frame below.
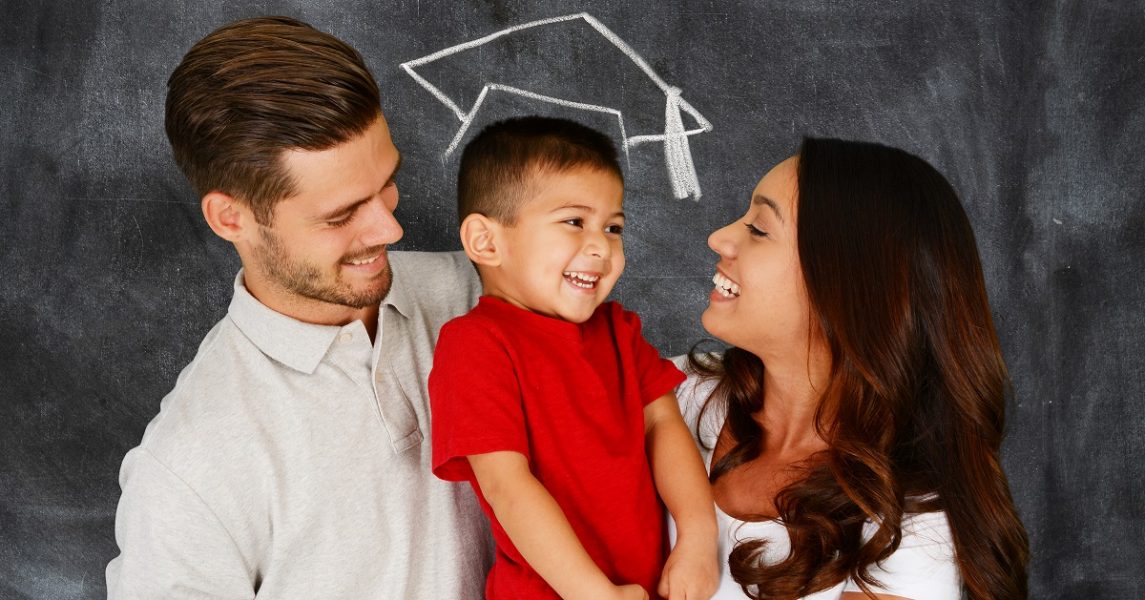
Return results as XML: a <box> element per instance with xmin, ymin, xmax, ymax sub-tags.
<box><xmin>844</xmin><ymin>509</ymin><xmax>961</xmax><ymax>599</ymax></box>
<box><xmin>670</xmin><ymin>354</ymin><xmax>723</xmax><ymax>447</ymax></box>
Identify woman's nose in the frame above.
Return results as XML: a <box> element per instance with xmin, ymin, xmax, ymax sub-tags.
<box><xmin>708</xmin><ymin>220</ymin><xmax>737</xmax><ymax>257</ymax></box>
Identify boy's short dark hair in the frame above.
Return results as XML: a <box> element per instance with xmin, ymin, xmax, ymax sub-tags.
<box><xmin>457</xmin><ymin>117</ymin><xmax>623</xmax><ymax>225</ymax></box>
<box><xmin>166</xmin><ymin>16</ymin><xmax>381</xmax><ymax>225</ymax></box>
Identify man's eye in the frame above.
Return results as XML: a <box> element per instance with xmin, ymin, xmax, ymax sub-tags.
<box><xmin>327</xmin><ymin>213</ymin><xmax>355</xmax><ymax>228</ymax></box>
<box><xmin>744</xmin><ymin>222</ymin><xmax>768</xmax><ymax>238</ymax></box>
<box><xmin>605</xmin><ymin>224</ymin><xmax>624</xmax><ymax>235</ymax></box>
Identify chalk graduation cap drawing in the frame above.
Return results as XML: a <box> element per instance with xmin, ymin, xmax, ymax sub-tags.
<box><xmin>401</xmin><ymin>12</ymin><xmax>712</xmax><ymax>200</ymax></box>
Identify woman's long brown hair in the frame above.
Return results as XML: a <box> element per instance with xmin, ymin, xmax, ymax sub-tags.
<box><xmin>692</xmin><ymin>138</ymin><xmax>1029</xmax><ymax>599</ymax></box>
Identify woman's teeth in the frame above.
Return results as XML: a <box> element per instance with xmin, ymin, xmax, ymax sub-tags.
<box><xmin>712</xmin><ymin>272</ymin><xmax>740</xmax><ymax>298</ymax></box>
<box><xmin>564</xmin><ymin>271</ymin><xmax>600</xmax><ymax>289</ymax></box>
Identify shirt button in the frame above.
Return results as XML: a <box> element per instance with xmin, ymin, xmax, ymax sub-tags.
<box><xmin>340</xmin><ymin>332</ymin><xmax>353</xmax><ymax>342</ymax></box>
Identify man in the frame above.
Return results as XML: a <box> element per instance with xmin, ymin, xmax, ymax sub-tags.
<box><xmin>106</xmin><ymin>16</ymin><xmax>492</xmax><ymax>599</ymax></box>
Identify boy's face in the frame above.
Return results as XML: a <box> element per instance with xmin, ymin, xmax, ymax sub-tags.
<box><xmin>489</xmin><ymin>167</ymin><xmax>625</xmax><ymax>324</ymax></box>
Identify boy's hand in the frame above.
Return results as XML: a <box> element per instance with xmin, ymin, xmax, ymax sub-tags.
<box><xmin>610</xmin><ymin>583</ymin><xmax>650</xmax><ymax>600</ymax></box>
<box><xmin>657</xmin><ymin>543</ymin><xmax>719</xmax><ymax>600</ymax></box>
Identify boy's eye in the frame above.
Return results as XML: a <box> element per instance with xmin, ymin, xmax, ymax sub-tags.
<box><xmin>562</xmin><ymin>218</ymin><xmax>584</xmax><ymax>228</ymax></box>
<box><xmin>605</xmin><ymin>224</ymin><xmax>624</xmax><ymax>235</ymax></box>
<box><xmin>744</xmin><ymin>222</ymin><xmax>768</xmax><ymax>238</ymax></box>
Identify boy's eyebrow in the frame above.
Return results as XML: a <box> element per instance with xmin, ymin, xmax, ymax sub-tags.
<box><xmin>550</xmin><ymin>204</ymin><xmax>626</xmax><ymax>219</ymax></box>
<box><xmin>752</xmin><ymin>194</ymin><xmax>784</xmax><ymax>223</ymax></box>
<box><xmin>314</xmin><ymin>153</ymin><xmax>403</xmax><ymax>221</ymax></box>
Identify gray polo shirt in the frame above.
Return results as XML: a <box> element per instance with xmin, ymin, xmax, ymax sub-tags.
<box><xmin>107</xmin><ymin>251</ymin><xmax>492</xmax><ymax>600</ymax></box>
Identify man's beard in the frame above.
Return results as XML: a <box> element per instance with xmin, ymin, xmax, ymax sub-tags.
<box><xmin>254</xmin><ymin>226</ymin><xmax>392</xmax><ymax>310</ymax></box>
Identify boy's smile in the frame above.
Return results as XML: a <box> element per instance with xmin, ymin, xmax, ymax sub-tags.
<box><xmin>485</xmin><ymin>167</ymin><xmax>626</xmax><ymax>324</ymax></box>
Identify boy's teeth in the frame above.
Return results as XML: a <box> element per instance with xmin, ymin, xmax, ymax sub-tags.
<box><xmin>711</xmin><ymin>272</ymin><xmax>741</xmax><ymax>298</ymax></box>
<box><xmin>564</xmin><ymin>271</ymin><xmax>599</xmax><ymax>289</ymax></box>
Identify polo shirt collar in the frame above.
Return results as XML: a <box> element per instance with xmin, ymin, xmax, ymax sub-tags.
<box><xmin>379</xmin><ymin>261</ymin><xmax>413</xmax><ymax>320</ymax></box>
<box><xmin>227</xmin><ymin>270</ymin><xmax>411</xmax><ymax>374</ymax></box>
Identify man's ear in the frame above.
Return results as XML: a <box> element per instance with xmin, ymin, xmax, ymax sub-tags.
<box><xmin>202</xmin><ymin>192</ymin><xmax>255</xmax><ymax>243</ymax></box>
<box><xmin>459</xmin><ymin>213</ymin><xmax>503</xmax><ymax>267</ymax></box>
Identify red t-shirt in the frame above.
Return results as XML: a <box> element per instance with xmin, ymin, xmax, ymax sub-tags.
<box><xmin>430</xmin><ymin>296</ymin><xmax>685</xmax><ymax>599</ymax></box>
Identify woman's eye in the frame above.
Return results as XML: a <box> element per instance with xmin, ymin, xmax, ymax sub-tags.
<box><xmin>744</xmin><ymin>222</ymin><xmax>768</xmax><ymax>238</ymax></box>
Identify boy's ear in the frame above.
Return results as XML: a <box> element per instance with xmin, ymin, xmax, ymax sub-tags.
<box><xmin>202</xmin><ymin>191</ymin><xmax>256</xmax><ymax>243</ymax></box>
<box><xmin>459</xmin><ymin>213</ymin><xmax>503</xmax><ymax>267</ymax></box>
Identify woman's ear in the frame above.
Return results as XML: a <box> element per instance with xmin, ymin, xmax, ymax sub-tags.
<box><xmin>460</xmin><ymin>213</ymin><xmax>502</xmax><ymax>267</ymax></box>
<box><xmin>201</xmin><ymin>192</ymin><xmax>256</xmax><ymax>243</ymax></box>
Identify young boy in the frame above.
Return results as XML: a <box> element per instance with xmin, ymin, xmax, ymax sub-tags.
<box><xmin>429</xmin><ymin>117</ymin><xmax>718</xmax><ymax>600</ymax></box>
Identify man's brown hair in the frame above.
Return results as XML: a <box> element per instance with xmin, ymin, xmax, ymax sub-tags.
<box><xmin>457</xmin><ymin>116</ymin><xmax>623</xmax><ymax>226</ymax></box>
<box><xmin>166</xmin><ymin>16</ymin><xmax>381</xmax><ymax>224</ymax></box>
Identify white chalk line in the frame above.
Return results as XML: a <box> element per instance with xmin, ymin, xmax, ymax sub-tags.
<box><xmin>401</xmin><ymin>12</ymin><xmax>712</xmax><ymax>199</ymax></box>
<box><xmin>443</xmin><ymin>84</ymin><xmax>632</xmax><ymax>168</ymax></box>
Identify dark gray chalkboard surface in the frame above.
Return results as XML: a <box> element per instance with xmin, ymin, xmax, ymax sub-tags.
<box><xmin>2</xmin><ymin>1</ymin><xmax>1142</xmax><ymax>598</ymax></box>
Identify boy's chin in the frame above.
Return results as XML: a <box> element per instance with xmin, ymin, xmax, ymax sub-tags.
<box><xmin>551</xmin><ymin>301</ymin><xmax>600</xmax><ymax>324</ymax></box>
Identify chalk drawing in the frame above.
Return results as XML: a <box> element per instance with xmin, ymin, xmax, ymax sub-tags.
<box><xmin>401</xmin><ymin>12</ymin><xmax>712</xmax><ymax>200</ymax></box>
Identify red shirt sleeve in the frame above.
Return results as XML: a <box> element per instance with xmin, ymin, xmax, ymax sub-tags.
<box><xmin>612</xmin><ymin>304</ymin><xmax>686</xmax><ymax>406</ymax></box>
<box><xmin>429</xmin><ymin>315</ymin><xmax>529</xmax><ymax>482</ymax></box>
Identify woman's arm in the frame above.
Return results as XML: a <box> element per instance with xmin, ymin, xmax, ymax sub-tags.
<box><xmin>468</xmin><ymin>451</ymin><xmax>649</xmax><ymax>600</ymax></box>
<box><xmin>644</xmin><ymin>393</ymin><xmax>719</xmax><ymax>600</ymax></box>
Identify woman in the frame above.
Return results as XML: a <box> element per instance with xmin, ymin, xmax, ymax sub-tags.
<box><xmin>676</xmin><ymin>138</ymin><xmax>1029</xmax><ymax>599</ymax></box>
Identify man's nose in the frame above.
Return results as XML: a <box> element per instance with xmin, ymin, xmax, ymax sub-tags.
<box><xmin>358</xmin><ymin>195</ymin><xmax>404</xmax><ymax>246</ymax></box>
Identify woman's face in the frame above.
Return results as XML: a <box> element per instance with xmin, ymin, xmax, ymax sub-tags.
<box><xmin>702</xmin><ymin>156</ymin><xmax>813</xmax><ymax>358</ymax></box>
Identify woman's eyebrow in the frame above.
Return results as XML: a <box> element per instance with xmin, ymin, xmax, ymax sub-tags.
<box><xmin>752</xmin><ymin>194</ymin><xmax>784</xmax><ymax>223</ymax></box>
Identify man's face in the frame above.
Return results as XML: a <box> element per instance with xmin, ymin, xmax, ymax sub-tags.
<box><xmin>244</xmin><ymin>116</ymin><xmax>404</xmax><ymax>320</ymax></box>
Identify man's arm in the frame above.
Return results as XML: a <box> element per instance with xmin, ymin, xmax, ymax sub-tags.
<box><xmin>107</xmin><ymin>447</ymin><xmax>253</xmax><ymax>600</ymax></box>
<box><xmin>644</xmin><ymin>393</ymin><xmax>719</xmax><ymax>600</ymax></box>
<box><xmin>467</xmin><ymin>451</ymin><xmax>648</xmax><ymax>600</ymax></box>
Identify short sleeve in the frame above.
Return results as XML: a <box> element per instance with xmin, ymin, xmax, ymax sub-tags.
<box><xmin>842</xmin><ymin>511</ymin><xmax>962</xmax><ymax>599</ymax></box>
<box><xmin>429</xmin><ymin>316</ymin><xmax>529</xmax><ymax>482</ymax></box>
<box><xmin>107</xmin><ymin>448</ymin><xmax>254</xmax><ymax>600</ymax></box>
<box><xmin>612</xmin><ymin>304</ymin><xmax>685</xmax><ymax>406</ymax></box>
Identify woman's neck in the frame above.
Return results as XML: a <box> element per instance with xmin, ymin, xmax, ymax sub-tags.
<box><xmin>756</xmin><ymin>342</ymin><xmax>832</xmax><ymax>455</ymax></box>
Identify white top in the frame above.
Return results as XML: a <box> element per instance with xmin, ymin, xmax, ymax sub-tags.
<box><xmin>669</xmin><ymin>360</ymin><xmax>962</xmax><ymax>600</ymax></box>
<box><xmin>107</xmin><ymin>251</ymin><xmax>494</xmax><ymax>600</ymax></box>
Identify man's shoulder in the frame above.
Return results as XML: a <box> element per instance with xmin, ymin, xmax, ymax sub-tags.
<box><xmin>390</xmin><ymin>250</ymin><xmax>477</xmax><ymax>292</ymax></box>
<box><xmin>132</xmin><ymin>317</ymin><xmax>271</xmax><ymax>461</ymax></box>
<box><xmin>389</xmin><ymin>250</ymin><xmax>480</xmax><ymax>317</ymax></box>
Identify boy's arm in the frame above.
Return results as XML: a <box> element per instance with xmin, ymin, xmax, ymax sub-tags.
<box><xmin>644</xmin><ymin>393</ymin><xmax>719</xmax><ymax>600</ymax></box>
<box><xmin>468</xmin><ymin>451</ymin><xmax>648</xmax><ymax>600</ymax></box>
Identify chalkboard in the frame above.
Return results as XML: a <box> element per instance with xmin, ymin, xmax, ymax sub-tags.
<box><xmin>2</xmin><ymin>1</ymin><xmax>1142</xmax><ymax>598</ymax></box>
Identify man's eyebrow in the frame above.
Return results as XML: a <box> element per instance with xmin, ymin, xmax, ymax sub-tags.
<box><xmin>315</xmin><ymin>153</ymin><xmax>403</xmax><ymax>221</ymax></box>
<box><xmin>752</xmin><ymin>194</ymin><xmax>784</xmax><ymax>223</ymax></box>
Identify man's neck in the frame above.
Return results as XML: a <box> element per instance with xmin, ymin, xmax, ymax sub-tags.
<box><xmin>243</xmin><ymin>273</ymin><xmax>381</xmax><ymax>342</ymax></box>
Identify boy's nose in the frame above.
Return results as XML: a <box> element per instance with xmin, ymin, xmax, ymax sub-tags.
<box><xmin>584</xmin><ymin>232</ymin><xmax>610</xmax><ymax>259</ymax></box>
